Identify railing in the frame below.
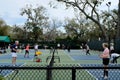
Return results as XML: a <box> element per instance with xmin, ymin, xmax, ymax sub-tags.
<box><xmin>0</xmin><ymin>66</ymin><xmax>120</xmax><ymax>80</ymax></box>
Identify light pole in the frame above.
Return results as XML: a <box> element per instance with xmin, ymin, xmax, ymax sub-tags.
<box><xmin>106</xmin><ymin>2</ymin><xmax>111</xmax><ymax>49</ymax></box>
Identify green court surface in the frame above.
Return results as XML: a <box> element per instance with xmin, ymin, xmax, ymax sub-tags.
<box><xmin>0</xmin><ymin>49</ymin><xmax>120</xmax><ymax>80</ymax></box>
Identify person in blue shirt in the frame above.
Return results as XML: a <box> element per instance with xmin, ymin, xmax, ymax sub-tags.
<box><xmin>11</xmin><ymin>41</ymin><xmax>19</xmax><ymax>66</ymax></box>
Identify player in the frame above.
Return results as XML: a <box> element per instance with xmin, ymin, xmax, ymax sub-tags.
<box><xmin>100</xmin><ymin>43</ymin><xmax>110</xmax><ymax>79</ymax></box>
<box><xmin>34</xmin><ymin>43</ymin><xmax>38</xmax><ymax>57</ymax></box>
<box><xmin>33</xmin><ymin>51</ymin><xmax>42</xmax><ymax>62</ymax></box>
<box><xmin>67</xmin><ymin>45</ymin><xmax>71</xmax><ymax>52</ymax></box>
<box><xmin>85</xmin><ymin>44</ymin><xmax>90</xmax><ymax>55</ymax></box>
<box><xmin>110</xmin><ymin>53</ymin><xmax>120</xmax><ymax>64</ymax></box>
<box><xmin>24</xmin><ymin>44</ymin><xmax>30</xmax><ymax>58</ymax></box>
<box><xmin>110</xmin><ymin>43</ymin><xmax>114</xmax><ymax>53</ymax></box>
<box><xmin>57</xmin><ymin>43</ymin><xmax>60</xmax><ymax>49</ymax></box>
<box><xmin>11</xmin><ymin>41</ymin><xmax>19</xmax><ymax>66</ymax></box>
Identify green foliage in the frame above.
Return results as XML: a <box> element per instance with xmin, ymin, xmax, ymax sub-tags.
<box><xmin>11</xmin><ymin>25</ymin><xmax>26</xmax><ymax>40</ymax></box>
<box><xmin>0</xmin><ymin>19</ymin><xmax>10</xmax><ymax>36</ymax></box>
<box><xmin>0</xmin><ymin>75</ymin><xmax>5</xmax><ymax>80</ymax></box>
<box><xmin>20</xmin><ymin>5</ymin><xmax>48</xmax><ymax>42</ymax></box>
<box><xmin>57</xmin><ymin>0</ymin><xmax>109</xmax><ymax>41</ymax></box>
<box><xmin>64</xmin><ymin>18</ymin><xmax>87</xmax><ymax>40</ymax></box>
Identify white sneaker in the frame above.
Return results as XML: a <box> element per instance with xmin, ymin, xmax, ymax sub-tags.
<box><xmin>104</xmin><ymin>76</ymin><xmax>108</xmax><ymax>79</ymax></box>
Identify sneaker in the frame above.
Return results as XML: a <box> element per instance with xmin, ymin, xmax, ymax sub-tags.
<box><xmin>13</xmin><ymin>65</ymin><xmax>15</xmax><ymax>66</ymax></box>
<box><xmin>104</xmin><ymin>76</ymin><xmax>108</xmax><ymax>79</ymax></box>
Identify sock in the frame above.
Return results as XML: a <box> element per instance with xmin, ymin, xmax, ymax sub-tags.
<box><xmin>104</xmin><ymin>70</ymin><xmax>105</xmax><ymax>76</ymax></box>
<box><xmin>106</xmin><ymin>70</ymin><xmax>108</xmax><ymax>77</ymax></box>
<box><xmin>104</xmin><ymin>70</ymin><xmax>108</xmax><ymax>77</ymax></box>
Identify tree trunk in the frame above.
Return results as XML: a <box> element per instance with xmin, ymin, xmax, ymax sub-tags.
<box><xmin>98</xmin><ymin>24</ymin><xmax>109</xmax><ymax>42</ymax></box>
<box><xmin>57</xmin><ymin>0</ymin><xmax>109</xmax><ymax>41</ymax></box>
<box><xmin>116</xmin><ymin>0</ymin><xmax>120</xmax><ymax>39</ymax></box>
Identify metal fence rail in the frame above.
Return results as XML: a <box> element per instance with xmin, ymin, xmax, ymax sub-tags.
<box><xmin>0</xmin><ymin>66</ymin><xmax>120</xmax><ymax>80</ymax></box>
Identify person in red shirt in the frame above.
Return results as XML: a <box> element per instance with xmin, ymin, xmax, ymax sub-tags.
<box><xmin>100</xmin><ymin>43</ymin><xmax>110</xmax><ymax>79</ymax></box>
<box><xmin>24</xmin><ymin>44</ymin><xmax>30</xmax><ymax>58</ymax></box>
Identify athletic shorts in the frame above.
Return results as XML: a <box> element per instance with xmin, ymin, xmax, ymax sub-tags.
<box><xmin>25</xmin><ymin>50</ymin><xmax>29</xmax><ymax>54</ymax></box>
<box><xmin>103</xmin><ymin>58</ymin><xmax>109</xmax><ymax>65</ymax></box>
<box><xmin>11</xmin><ymin>52</ymin><xmax>17</xmax><ymax>57</ymax></box>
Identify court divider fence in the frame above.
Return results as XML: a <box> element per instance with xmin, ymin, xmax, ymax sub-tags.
<box><xmin>0</xmin><ymin>66</ymin><xmax>120</xmax><ymax>80</ymax></box>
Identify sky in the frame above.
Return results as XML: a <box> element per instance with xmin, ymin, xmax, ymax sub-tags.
<box><xmin>0</xmin><ymin>0</ymin><xmax>118</xmax><ymax>26</ymax></box>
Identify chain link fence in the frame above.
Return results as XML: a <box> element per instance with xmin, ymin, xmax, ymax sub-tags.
<box><xmin>0</xmin><ymin>64</ymin><xmax>120</xmax><ymax>80</ymax></box>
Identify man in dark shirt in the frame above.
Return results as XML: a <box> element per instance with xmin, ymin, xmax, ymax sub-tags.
<box><xmin>11</xmin><ymin>41</ymin><xmax>19</xmax><ymax>66</ymax></box>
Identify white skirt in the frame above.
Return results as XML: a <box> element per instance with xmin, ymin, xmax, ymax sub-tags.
<box><xmin>11</xmin><ymin>52</ymin><xmax>17</xmax><ymax>57</ymax></box>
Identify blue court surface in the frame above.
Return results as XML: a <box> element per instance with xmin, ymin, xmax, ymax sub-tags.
<box><xmin>0</xmin><ymin>52</ymin><xmax>33</xmax><ymax>77</ymax></box>
<box><xmin>65</xmin><ymin>50</ymin><xmax>85</xmax><ymax>54</ymax></box>
<box><xmin>65</xmin><ymin>50</ymin><xmax>120</xmax><ymax>80</ymax></box>
<box><xmin>0</xmin><ymin>54</ymin><xmax>34</xmax><ymax>60</ymax></box>
<box><xmin>71</xmin><ymin>55</ymin><xmax>101</xmax><ymax>60</ymax></box>
<box><xmin>65</xmin><ymin>50</ymin><xmax>101</xmax><ymax>60</ymax></box>
<box><xmin>0</xmin><ymin>63</ymin><xmax>24</xmax><ymax>76</ymax></box>
<box><xmin>0</xmin><ymin>49</ymin><xmax>47</xmax><ymax>77</ymax></box>
<box><xmin>81</xmin><ymin>64</ymin><xmax>120</xmax><ymax>80</ymax></box>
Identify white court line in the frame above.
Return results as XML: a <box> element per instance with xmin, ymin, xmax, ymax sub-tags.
<box><xmin>4</xmin><ymin>63</ymin><xmax>26</xmax><ymax>78</ymax></box>
<box><xmin>64</xmin><ymin>50</ymin><xmax>98</xmax><ymax>80</ymax></box>
<box><xmin>78</xmin><ymin>64</ymin><xmax>98</xmax><ymax>80</ymax></box>
<box><xmin>63</xmin><ymin>50</ymin><xmax>75</xmax><ymax>61</ymax></box>
<box><xmin>85</xmin><ymin>69</ymin><xmax>98</xmax><ymax>80</ymax></box>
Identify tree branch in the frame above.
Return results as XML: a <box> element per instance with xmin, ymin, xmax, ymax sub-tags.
<box><xmin>86</xmin><ymin>0</ymin><xmax>100</xmax><ymax>21</ymax></box>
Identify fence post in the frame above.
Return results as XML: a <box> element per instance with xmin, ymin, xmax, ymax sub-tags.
<box><xmin>47</xmin><ymin>66</ymin><xmax>51</xmax><ymax>80</ymax></box>
<box><xmin>72</xmin><ymin>67</ymin><xmax>76</xmax><ymax>80</ymax></box>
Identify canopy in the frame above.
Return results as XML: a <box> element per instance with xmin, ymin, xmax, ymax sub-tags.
<box><xmin>0</xmin><ymin>36</ymin><xmax>10</xmax><ymax>43</ymax></box>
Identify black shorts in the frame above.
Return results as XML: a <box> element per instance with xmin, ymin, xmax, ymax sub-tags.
<box><xmin>103</xmin><ymin>58</ymin><xmax>109</xmax><ymax>65</ymax></box>
<box><xmin>25</xmin><ymin>50</ymin><xmax>29</xmax><ymax>54</ymax></box>
<box><xmin>86</xmin><ymin>50</ymin><xmax>89</xmax><ymax>53</ymax></box>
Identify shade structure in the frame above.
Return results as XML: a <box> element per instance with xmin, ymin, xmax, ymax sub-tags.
<box><xmin>0</xmin><ymin>36</ymin><xmax>10</xmax><ymax>43</ymax></box>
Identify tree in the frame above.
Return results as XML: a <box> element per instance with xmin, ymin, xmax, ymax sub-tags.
<box><xmin>56</xmin><ymin>0</ymin><xmax>109</xmax><ymax>41</ymax></box>
<box><xmin>11</xmin><ymin>25</ymin><xmax>25</xmax><ymax>40</ymax></box>
<box><xmin>101</xmin><ymin>9</ymin><xmax>118</xmax><ymax>40</ymax></box>
<box><xmin>20</xmin><ymin>5</ymin><xmax>48</xmax><ymax>41</ymax></box>
<box><xmin>86</xmin><ymin>21</ymin><xmax>102</xmax><ymax>40</ymax></box>
<box><xmin>43</xmin><ymin>19</ymin><xmax>62</xmax><ymax>41</ymax></box>
<box><xmin>0</xmin><ymin>19</ymin><xmax>10</xmax><ymax>36</ymax></box>
<box><xmin>64</xmin><ymin>18</ymin><xmax>87</xmax><ymax>40</ymax></box>
<box><xmin>116</xmin><ymin>0</ymin><xmax>120</xmax><ymax>39</ymax></box>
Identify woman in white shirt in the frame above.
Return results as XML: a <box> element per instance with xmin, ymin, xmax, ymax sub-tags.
<box><xmin>34</xmin><ymin>44</ymin><xmax>38</xmax><ymax>57</ymax></box>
